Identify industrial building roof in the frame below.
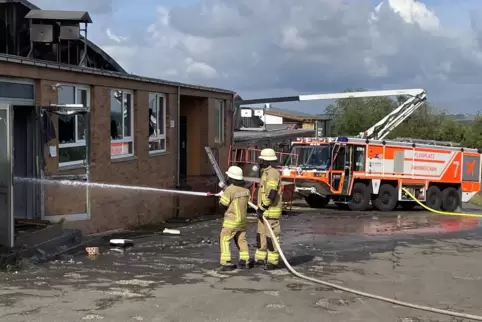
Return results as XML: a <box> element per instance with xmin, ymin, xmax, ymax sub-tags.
<box><xmin>263</xmin><ymin>107</ymin><xmax>330</xmax><ymax>121</ymax></box>
<box><xmin>0</xmin><ymin>53</ymin><xmax>235</xmax><ymax>94</ymax></box>
<box><xmin>0</xmin><ymin>0</ymin><xmax>234</xmax><ymax>94</ymax></box>
<box><xmin>0</xmin><ymin>0</ymin><xmax>125</xmax><ymax>72</ymax></box>
<box><xmin>25</xmin><ymin>9</ymin><xmax>93</xmax><ymax>23</ymax></box>
<box><xmin>234</xmin><ymin>125</ymin><xmax>314</xmax><ymax>142</ymax></box>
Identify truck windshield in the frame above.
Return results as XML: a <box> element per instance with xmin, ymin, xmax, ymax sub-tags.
<box><xmin>286</xmin><ymin>144</ymin><xmax>331</xmax><ymax>170</ymax></box>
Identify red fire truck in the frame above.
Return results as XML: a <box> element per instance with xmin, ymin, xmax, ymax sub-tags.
<box><xmin>231</xmin><ymin>89</ymin><xmax>481</xmax><ymax>212</ymax></box>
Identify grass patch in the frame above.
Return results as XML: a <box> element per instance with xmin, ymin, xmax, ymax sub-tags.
<box><xmin>469</xmin><ymin>193</ymin><xmax>482</xmax><ymax>206</ymax></box>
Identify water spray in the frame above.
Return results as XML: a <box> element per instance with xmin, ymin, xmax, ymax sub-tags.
<box><xmin>14</xmin><ymin>177</ymin><xmax>220</xmax><ymax>198</ymax></box>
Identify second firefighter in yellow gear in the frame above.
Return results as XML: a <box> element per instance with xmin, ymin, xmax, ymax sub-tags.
<box><xmin>217</xmin><ymin>166</ymin><xmax>253</xmax><ymax>271</ymax></box>
<box><xmin>254</xmin><ymin>148</ymin><xmax>283</xmax><ymax>271</ymax></box>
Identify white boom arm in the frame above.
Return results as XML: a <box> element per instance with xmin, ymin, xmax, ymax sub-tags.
<box><xmin>236</xmin><ymin>88</ymin><xmax>427</xmax><ymax>140</ymax></box>
<box><xmin>358</xmin><ymin>89</ymin><xmax>427</xmax><ymax>140</ymax></box>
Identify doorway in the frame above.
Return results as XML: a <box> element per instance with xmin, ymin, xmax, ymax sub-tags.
<box><xmin>0</xmin><ymin>104</ymin><xmax>13</xmax><ymax>247</ymax></box>
<box><xmin>13</xmin><ymin>105</ymin><xmax>37</xmax><ymax>219</ymax></box>
<box><xmin>179</xmin><ymin>115</ymin><xmax>188</xmax><ymax>184</ymax></box>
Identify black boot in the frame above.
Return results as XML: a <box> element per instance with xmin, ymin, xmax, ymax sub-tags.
<box><xmin>255</xmin><ymin>260</ymin><xmax>265</xmax><ymax>266</ymax></box>
<box><xmin>264</xmin><ymin>263</ymin><xmax>277</xmax><ymax>271</ymax></box>
<box><xmin>219</xmin><ymin>264</ymin><xmax>237</xmax><ymax>272</ymax></box>
<box><xmin>238</xmin><ymin>260</ymin><xmax>254</xmax><ymax>269</ymax></box>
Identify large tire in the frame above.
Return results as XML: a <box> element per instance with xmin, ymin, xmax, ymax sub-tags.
<box><xmin>305</xmin><ymin>194</ymin><xmax>330</xmax><ymax>208</ymax></box>
<box><xmin>442</xmin><ymin>187</ymin><xmax>460</xmax><ymax>212</ymax></box>
<box><xmin>348</xmin><ymin>182</ymin><xmax>371</xmax><ymax>211</ymax></box>
<box><xmin>372</xmin><ymin>184</ymin><xmax>399</xmax><ymax>211</ymax></box>
<box><xmin>425</xmin><ymin>185</ymin><xmax>442</xmax><ymax>210</ymax></box>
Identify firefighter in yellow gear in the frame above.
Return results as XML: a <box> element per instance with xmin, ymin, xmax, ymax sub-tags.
<box><xmin>254</xmin><ymin>148</ymin><xmax>283</xmax><ymax>270</ymax></box>
<box><xmin>217</xmin><ymin>166</ymin><xmax>253</xmax><ymax>271</ymax></box>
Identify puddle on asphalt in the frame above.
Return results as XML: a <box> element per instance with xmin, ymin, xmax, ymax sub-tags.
<box><xmin>4</xmin><ymin>207</ymin><xmax>482</xmax><ymax>303</ymax></box>
<box><xmin>289</xmin><ymin>214</ymin><xmax>482</xmax><ymax>237</ymax></box>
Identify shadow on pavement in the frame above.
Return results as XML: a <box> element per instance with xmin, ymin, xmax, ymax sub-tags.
<box><xmin>280</xmin><ymin>254</ymin><xmax>315</xmax><ymax>268</ymax></box>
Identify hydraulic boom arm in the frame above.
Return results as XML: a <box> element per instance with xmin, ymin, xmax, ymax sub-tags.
<box><xmin>359</xmin><ymin>89</ymin><xmax>427</xmax><ymax>140</ymax></box>
<box><xmin>236</xmin><ymin>88</ymin><xmax>427</xmax><ymax>140</ymax></box>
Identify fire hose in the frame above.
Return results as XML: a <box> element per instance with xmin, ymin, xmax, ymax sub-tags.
<box><xmin>26</xmin><ymin>171</ymin><xmax>482</xmax><ymax>318</ymax></box>
<box><xmin>243</xmin><ymin>199</ymin><xmax>482</xmax><ymax>321</ymax></box>
<box><xmin>402</xmin><ymin>187</ymin><xmax>482</xmax><ymax>218</ymax></box>
<box><xmin>201</xmin><ymin>149</ymin><xmax>482</xmax><ymax>319</ymax></box>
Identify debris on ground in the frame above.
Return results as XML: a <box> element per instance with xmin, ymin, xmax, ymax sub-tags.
<box><xmin>162</xmin><ymin>228</ymin><xmax>180</xmax><ymax>235</ymax></box>
<box><xmin>0</xmin><ymin>245</ymin><xmax>20</xmax><ymax>271</ymax></box>
<box><xmin>109</xmin><ymin>239</ymin><xmax>134</xmax><ymax>248</ymax></box>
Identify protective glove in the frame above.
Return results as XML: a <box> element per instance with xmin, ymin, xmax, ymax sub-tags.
<box><xmin>256</xmin><ymin>207</ymin><xmax>264</xmax><ymax>220</ymax></box>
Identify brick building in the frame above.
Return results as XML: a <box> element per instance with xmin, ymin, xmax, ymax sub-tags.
<box><xmin>0</xmin><ymin>2</ymin><xmax>234</xmax><ymax>247</ymax></box>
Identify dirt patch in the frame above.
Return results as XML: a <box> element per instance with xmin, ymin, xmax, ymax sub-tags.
<box><xmin>469</xmin><ymin>193</ymin><xmax>482</xmax><ymax>207</ymax></box>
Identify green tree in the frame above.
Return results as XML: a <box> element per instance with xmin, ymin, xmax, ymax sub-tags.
<box><xmin>463</xmin><ymin>114</ymin><xmax>482</xmax><ymax>149</ymax></box>
<box><xmin>326</xmin><ymin>88</ymin><xmax>397</xmax><ymax>136</ymax></box>
<box><xmin>327</xmin><ymin>88</ymin><xmax>476</xmax><ymax>149</ymax></box>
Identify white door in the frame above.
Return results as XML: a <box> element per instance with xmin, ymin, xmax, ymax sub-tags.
<box><xmin>0</xmin><ymin>104</ymin><xmax>14</xmax><ymax>247</ymax></box>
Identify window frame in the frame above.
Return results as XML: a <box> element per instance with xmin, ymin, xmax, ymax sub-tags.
<box><xmin>110</xmin><ymin>89</ymin><xmax>135</xmax><ymax>159</ymax></box>
<box><xmin>58</xmin><ymin>84</ymin><xmax>90</xmax><ymax>168</ymax></box>
<box><xmin>148</xmin><ymin>93</ymin><xmax>167</xmax><ymax>154</ymax></box>
<box><xmin>214</xmin><ymin>99</ymin><xmax>225</xmax><ymax>144</ymax></box>
<box><xmin>353</xmin><ymin>144</ymin><xmax>366</xmax><ymax>172</ymax></box>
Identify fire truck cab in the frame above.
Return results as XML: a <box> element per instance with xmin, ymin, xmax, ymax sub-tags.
<box><xmin>282</xmin><ymin>136</ymin><xmax>481</xmax><ymax>212</ymax></box>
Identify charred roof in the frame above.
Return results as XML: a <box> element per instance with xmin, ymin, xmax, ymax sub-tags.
<box><xmin>0</xmin><ymin>0</ymin><xmax>125</xmax><ymax>72</ymax></box>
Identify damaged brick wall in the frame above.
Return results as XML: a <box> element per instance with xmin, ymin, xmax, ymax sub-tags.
<box><xmin>1</xmin><ymin>61</ymin><xmax>233</xmax><ymax>234</ymax></box>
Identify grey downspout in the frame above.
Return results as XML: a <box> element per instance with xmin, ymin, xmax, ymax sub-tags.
<box><xmin>231</xmin><ymin>94</ymin><xmax>235</xmax><ymax>146</ymax></box>
<box><xmin>175</xmin><ymin>86</ymin><xmax>181</xmax><ymax>217</ymax></box>
<box><xmin>85</xmin><ymin>110</ymin><xmax>91</xmax><ymax>219</ymax></box>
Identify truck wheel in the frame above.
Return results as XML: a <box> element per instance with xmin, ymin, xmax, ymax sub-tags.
<box><xmin>372</xmin><ymin>184</ymin><xmax>399</xmax><ymax>211</ymax></box>
<box><xmin>442</xmin><ymin>187</ymin><xmax>460</xmax><ymax>212</ymax></box>
<box><xmin>348</xmin><ymin>182</ymin><xmax>371</xmax><ymax>211</ymax></box>
<box><xmin>425</xmin><ymin>185</ymin><xmax>442</xmax><ymax>211</ymax></box>
<box><xmin>305</xmin><ymin>194</ymin><xmax>330</xmax><ymax>208</ymax></box>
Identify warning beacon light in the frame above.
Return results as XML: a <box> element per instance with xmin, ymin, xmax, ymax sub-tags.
<box><xmin>337</xmin><ymin>136</ymin><xmax>349</xmax><ymax>142</ymax></box>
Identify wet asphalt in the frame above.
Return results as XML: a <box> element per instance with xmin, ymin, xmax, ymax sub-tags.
<box><xmin>2</xmin><ymin>203</ymin><xmax>482</xmax><ymax>321</ymax></box>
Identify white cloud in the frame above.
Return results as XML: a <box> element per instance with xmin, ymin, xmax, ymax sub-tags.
<box><xmin>375</xmin><ymin>0</ymin><xmax>440</xmax><ymax>31</ymax></box>
<box><xmin>105</xmin><ymin>28</ymin><xmax>128</xmax><ymax>44</ymax></box>
<box><xmin>29</xmin><ymin>0</ymin><xmax>482</xmax><ymax>112</ymax></box>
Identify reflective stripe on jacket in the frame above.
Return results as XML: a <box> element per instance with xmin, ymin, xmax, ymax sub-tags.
<box><xmin>220</xmin><ymin>184</ymin><xmax>250</xmax><ymax>229</ymax></box>
<box><xmin>257</xmin><ymin>166</ymin><xmax>282</xmax><ymax>219</ymax></box>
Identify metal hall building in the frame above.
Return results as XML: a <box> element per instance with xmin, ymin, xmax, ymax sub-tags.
<box><xmin>0</xmin><ymin>0</ymin><xmax>234</xmax><ymax>247</ymax></box>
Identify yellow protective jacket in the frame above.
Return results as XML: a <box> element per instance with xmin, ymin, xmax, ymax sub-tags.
<box><xmin>219</xmin><ymin>184</ymin><xmax>251</xmax><ymax>230</ymax></box>
<box><xmin>257</xmin><ymin>166</ymin><xmax>282</xmax><ymax>219</ymax></box>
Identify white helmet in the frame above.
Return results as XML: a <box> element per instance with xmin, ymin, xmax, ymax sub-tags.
<box><xmin>258</xmin><ymin>148</ymin><xmax>278</xmax><ymax>161</ymax></box>
<box><xmin>226</xmin><ymin>166</ymin><xmax>244</xmax><ymax>181</ymax></box>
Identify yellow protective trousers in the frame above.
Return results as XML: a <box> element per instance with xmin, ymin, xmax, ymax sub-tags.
<box><xmin>219</xmin><ymin>227</ymin><xmax>250</xmax><ymax>265</ymax></box>
<box><xmin>254</xmin><ymin>218</ymin><xmax>280</xmax><ymax>265</ymax></box>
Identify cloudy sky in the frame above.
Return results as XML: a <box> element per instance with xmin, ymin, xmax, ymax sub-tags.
<box><xmin>30</xmin><ymin>0</ymin><xmax>482</xmax><ymax>114</ymax></box>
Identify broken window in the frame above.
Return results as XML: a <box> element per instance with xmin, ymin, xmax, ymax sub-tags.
<box><xmin>214</xmin><ymin>100</ymin><xmax>225</xmax><ymax>143</ymax></box>
<box><xmin>57</xmin><ymin>85</ymin><xmax>89</xmax><ymax>167</ymax></box>
<box><xmin>148</xmin><ymin>93</ymin><xmax>167</xmax><ymax>153</ymax></box>
<box><xmin>110</xmin><ymin>89</ymin><xmax>134</xmax><ymax>158</ymax></box>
